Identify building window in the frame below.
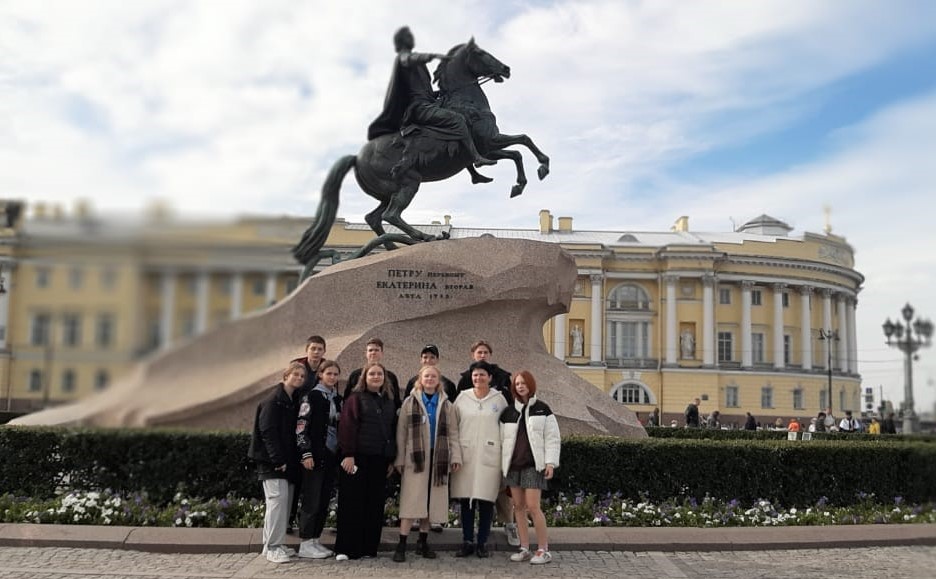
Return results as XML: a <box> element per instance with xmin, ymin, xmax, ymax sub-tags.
<box><xmin>761</xmin><ymin>386</ymin><xmax>773</xmax><ymax>408</ymax></box>
<box><xmin>0</xmin><ymin>326</ymin><xmax>5</xmax><ymax>343</ymax></box>
<box><xmin>62</xmin><ymin>313</ymin><xmax>82</xmax><ymax>347</ymax></box>
<box><xmin>784</xmin><ymin>335</ymin><xmax>792</xmax><ymax>365</ymax></box>
<box><xmin>717</xmin><ymin>332</ymin><xmax>733</xmax><ymax>362</ymax></box>
<box><xmin>819</xmin><ymin>390</ymin><xmax>829</xmax><ymax>411</ymax></box>
<box><xmin>36</xmin><ymin>267</ymin><xmax>51</xmax><ymax>288</ymax></box>
<box><xmin>752</xmin><ymin>333</ymin><xmax>765</xmax><ymax>364</ymax></box>
<box><xmin>719</xmin><ymin>287</ymin><xmax>731</xmax><ymax>305</ymax></box>
<box><xmin>782</xmin><ymin>292</ymin><xmax>790</xmax><ymax>308</ymax></box>
<box><xmin>95</xmin><ymin>370</ymin><xmax>109</xmax><ymax>391</ymax></box>
<box><xmin>610</xmin><ymin>382</ymin><xmax>653</xmax><ymax>405</ymax></box>
<box><xmin>61</xmin><ymin>369</ymin><xmax>76</xmax><ymax>393</ymax></box>
<box><xmin>31</xmin><ymin>313</ymin><xmax>51</xmax><ymax>346</ymax></box>
<box><xmin>606</xmin><ymin>321</ymin><xmax>650</xmax><ymax>361</ymax></box>
<box><xmin>607</xmin><ymin>283</ymin><xmax>651</xmax><ymax>311</ymax></box>
<box><xmin>793</xmin><ymin>388</ymin><xmax>804</xmax><ymax>410</ymax></box>
<box><xmin>69</xmin><ymin>267</ymin><xmax>83</xmax><ymax>290</ymax></box>
<box><xmin>96</xmin><ymin>314</ymin><xmax>114</xmax><ymax>348</ymax></box>
<box><xmin>725</xmin><ymin>386</ymin><xmax>739</xmax><ymax>408</ymax></box>
<box><xmin>220</xmin><ymin>277</ymin><xmax>232</xmax><ymax>296</ymax></box>
<box><xmin>252</xmin><ymin>279</ymin><xmax>265</xmax><ymax>296</ymax></box>
<box><xmin>186</xmin><ymin>277</ymin><xmax>198</xmax><ymax>295</ymax></box>
<box><xmin>100</xmin><ymin>267</ymin><xmax>117</xmax><ymax>290</ymax></box>
<box><xmin>182</xmin><ymin>311</ymin><xmax>196</xmax><ymax>337</ymax></box>
<box><xmin>148</xmin><ymin>320</ymin><xmax>161</xmax><ymax>350</ymax></box>
<box><xmin>838</xmin><ymin>390</ymin><xmax>847</xmax><ymax>413</ymax></box>
<box><xmin>286</xmin><ymin>278</ymin><xmax>298</xmax><ymax>294</ymax></box>
<box><xmin>751</xmin><ymin>290</ymin><xmax>763</xmax><ymax>306</ymax></box>
<box><xmin>29</xmin><ymin>369</ymin><xmax>43</xmax><ymax>392</ymax></box>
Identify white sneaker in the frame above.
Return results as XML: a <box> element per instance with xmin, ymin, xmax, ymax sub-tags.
<box><xmin>530</xmin><ymin>549</ymin><xmax>552</xmax><ymax>565</ymax></box>
<box><xmin>335</xmin><ymin>553</ymin><xmax>349</xmax><ymax>561</ymax></box>
<box><xmin>504</xmin><ymin>523</ymin><xmax>520</xmax><ymax>547</ymax></box>
<box><xmin>312</xmin><ymin>539</ymin><xmax>333</xmax><ymax>558</ymax></box>
<box><xmin>283</xmin><ymin>546</ymin><xmax>296</xmax><ymax>557</ymax></box>
<box><xmin>265</xmin><ymin>547</ymin><xmax>291</xmax><ymax>564</ymax></box>
<box><xmin>510</xmin><ymin>547</ymin><xmax>532</xmax><ymax>562</ymax></box>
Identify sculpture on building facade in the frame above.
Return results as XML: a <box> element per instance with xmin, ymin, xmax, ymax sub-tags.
<box><xmin>680</xmin><ymin>330</ymin><xmax>695</xmax><ymax>359</ymax></box>
<box><xmin>571</xmin><ymin>325</ymin><xmax>584</xmax><ymax>357</ymax></box>
<box><xmin>293</xmin><ymin>27</ymin><xmax>550</xmax><ymax>279</ymax></box>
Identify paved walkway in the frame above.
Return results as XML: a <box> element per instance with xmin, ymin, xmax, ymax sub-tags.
<box><xmin>2</xmin><ymin>523</ymin><xmax>935</xmax><ymax>553</ymax></box>
<box><xmin>1</xmin><ymin>525</ymin><xmax>935</xmax><ymax>578</ymax></box>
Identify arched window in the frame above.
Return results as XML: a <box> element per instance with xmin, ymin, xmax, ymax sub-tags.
<box><xmin>607</xmin><ymin>284</ymin><xmax>650</xmax><ymax>311</ymax></box>
<box><xmin>610</xmin><ymin>381</ymin><xmax>655</xmax><ymax>405</ymax></box>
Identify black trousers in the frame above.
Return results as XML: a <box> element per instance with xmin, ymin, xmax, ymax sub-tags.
<box><xmin>334</xmin><ymin>454</ymin><xmax>389</xmax><ymax>559</ymax></box>
<box><xmin>298</xmin><ymin>450</ymin><xmax>338</xmax><ymax>540</ymax></box>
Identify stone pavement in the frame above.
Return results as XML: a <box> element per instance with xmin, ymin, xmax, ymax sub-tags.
<box><xmin>0</xmin><ymin>545</ymin><xmax>935</xmax><ymax>578</ymax></box>
<box><xmin>1</xmin><ymin>525</ymin><xmax>935</xmax><ymax>578</ymax></box>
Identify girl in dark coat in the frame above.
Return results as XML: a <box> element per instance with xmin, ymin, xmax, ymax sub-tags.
<box><xmin>333</xmin><ymin>362</ymin><xmax>398</xmax><ymax>561</ymax></box>
<box><xmin>248</xmin><ymin>361</ymin><xmax>305</xmax><ymax>563</ymax></box>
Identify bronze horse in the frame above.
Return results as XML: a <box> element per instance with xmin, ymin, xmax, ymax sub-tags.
<box><xmin>293</xmin><ymin>39</ymin><xmax>550</xmax><ymax>279</ymax></box>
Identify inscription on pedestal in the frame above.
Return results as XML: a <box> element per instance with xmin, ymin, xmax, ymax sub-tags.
<box><xmin>376</xmin><ymin>269</ymin><xmax>476</xmax><ymax>300</ymax></box>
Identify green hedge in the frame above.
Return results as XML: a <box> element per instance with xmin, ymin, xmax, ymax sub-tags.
<box><xmin>0</xmin><ymin>427</ymin><xmax>258</xmax><ymax>503</ymax></box>
<box><xmin>3</xmin><ymin>427</ymin><xmax>935</xmax><ymax>507</ymax></box>
<box><xmin>644</xmin><ymin>426</ymin><xmax>936</xmax><ymax>442</ymax></box>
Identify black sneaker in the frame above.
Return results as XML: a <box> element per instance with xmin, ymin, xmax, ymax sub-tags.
<box><xmin>476</xmin><ymin>543</ymin><xmax>489</xmax><ymax>558</ymax></box>
<box><xmin>392</xmin><ymin>545</ymin><xmax>406</xmax><ymax>563</ymax></box>
<box><xmin>454</xmin><ymin>542</ymin><xmax>474</xmax><ymax>557</ymax></box>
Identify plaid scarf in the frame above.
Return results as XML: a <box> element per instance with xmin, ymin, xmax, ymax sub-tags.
<box><xmin>407</xmin><ymin>395</ymin><xmax>450</xmax><ymax>486</ymax></box>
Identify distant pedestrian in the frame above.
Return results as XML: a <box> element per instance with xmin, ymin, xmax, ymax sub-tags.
<box><xmin>684</xmin><ymin>398</ymin><xmax>700</xmax><ymax>428</ymax></box>
<box><xmin>868</xmin><ymin>417</ymin><xmax>881</xmax><ymax>435</ymax></box>
<box><xmin>743</xmin><ymin>412</ymin><xmax>757</xmax><ymax>431</ymax></box>
<box><xmin>882</xmin><ymin>412</ymin><xmax>898</xmax><ymax>434</ymax></box>
<box><xmin>705</xmin><ymin>410</ymin><xmax>721</xmax><ymax>429</ymax></box>
<box><xmin>814</xmin><ymin>412</ymin><xmax>827</xmax><ymax>433</ymax></box>
<box><xmin>839</xmin><ymin>410</ymin><xmax>861</xmax><ymax>433</ymax></box>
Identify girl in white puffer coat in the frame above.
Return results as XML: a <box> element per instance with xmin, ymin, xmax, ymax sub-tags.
<box><xmin>499</xmin><ymin>371</ymin><xmax>560</xmax><ymax>565</ymax></box>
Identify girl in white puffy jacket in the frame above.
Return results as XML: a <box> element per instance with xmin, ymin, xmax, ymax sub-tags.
<box><xmin>499</xmin><ymin>371</ymin><xmax>560</xmax><ymax>565</ymax></box>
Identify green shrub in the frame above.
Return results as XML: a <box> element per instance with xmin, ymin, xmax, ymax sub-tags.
<box><xmin>3</xmin><ymin>427</ymin><xmax>935</xmax><ymax>507</ymax></box>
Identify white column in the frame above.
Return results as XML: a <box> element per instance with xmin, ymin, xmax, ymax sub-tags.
<box><xmin>822</xmin><ymin>289</ymin><xmax>833</xmax><ymax>369</ymax></box>
<box><xmin>702</xmin><ymin>275</ymin><xmax>715</xmax><ymax>367</ymax></box>
<box><xmin>741</xmin><ymin>281</ymin><xmax>753</xmax><ymax>368</ymax></box>
<box><xmin>589</xmin><ymin>274</ymin><xmax>603</xmax><ymax>364</ymax></box>
<box><xmin>0</xmin><ymin>266</ymin><xmax>12</xmax><ymax>350</ymax></box>
<box><xmin>800</xmin><ymin>286</ymin><xmax>813</xmax><ymax>370</ymax></box>
<box><xmin>847</xmin><ymin>297</ymin><xmax>858</xmax><ymax>375</ymax></box>
<box><xmin>773</xmin><ymin>283</ymin><xmax>786</xmax><ymax>369</ymax></box>
<box><xmin>0</xmin><ymin>265</ymin><xmax>13</xmax><ymax>350</ymax></box>
<box><xmin>664</xmin><ymin>275</ymin><xmax>678</xmax><ymax>365</ymax></box>
<box><xmin>159</xmin><ymin>271</ymin><xmax>177</xmax><ymax>349</ymax></box>
<box><xmin>230</xmin><ymin>273</ymin><xmax>244</xmax><ymax>320</ymax></box>
<box><xmin>553</xmin><ymin>313</ymin><xmax>567</xmax><ymax>359</ymax></box>
<box><xmin>195</xmin><ymin>271</ymin><xmax>210</xmax><ymax>334</ymax></box>
<box><xmin>837</xmin><ymin>294</ymin><xmax>848</xmax><ymax>371</ymax></box>
<box><xmin>265</xmin><ymin>272</ymin><xmax>277</xmax><ymax>306</ymax></box>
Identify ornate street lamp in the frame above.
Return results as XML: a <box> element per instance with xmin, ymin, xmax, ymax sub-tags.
<box><xmin>818</xmin><ymin>329</ymin><xmax>839</xmax><ymax>412</ymax></box>
<box><xmin>883</xmin><ymin>303</ymin><xmax>933</xmax><ymax>434</ymax></box>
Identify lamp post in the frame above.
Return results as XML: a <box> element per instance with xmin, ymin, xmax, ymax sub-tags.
<box><xmin>818</xmin><ymin>329</ymin><xmax>839</xmax><ymax>412</ymax></box>
<box><xmin>883</xmin><ymin>303</ymin><xmax>933</xmax><ymax>434</ymax></box>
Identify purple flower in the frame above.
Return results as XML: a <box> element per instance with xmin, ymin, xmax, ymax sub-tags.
<box><xmin>894</xmin><ymin>496</ymin><xmax>904</xmax><ymax>506</ymax></box>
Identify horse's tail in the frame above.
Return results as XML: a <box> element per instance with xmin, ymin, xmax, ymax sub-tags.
<box><xmin>292</xmin><ymin>155</ymin><xmax>356</xmax><ymax>267</ymax></box>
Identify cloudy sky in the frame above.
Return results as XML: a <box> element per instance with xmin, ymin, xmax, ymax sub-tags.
<box><xmin>3</xmin><ymin>0</ymin><xmax>936</xmax><ymax>414</ymax></box>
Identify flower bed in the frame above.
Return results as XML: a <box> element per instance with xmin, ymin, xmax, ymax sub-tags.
<box><xmin>3</xmin><ymin>489</ymin><xmax>933</xmax><ymax>529</ymax></box>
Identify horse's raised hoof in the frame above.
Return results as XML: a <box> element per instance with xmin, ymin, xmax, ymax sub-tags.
<box><xmin>510</xmin><ymin>184</ymin><xmax>525</xmax><ymax>198</ymax></box>
<box><xmin>537</xmin><ymin>163</ymin><xmax>550</xmax><ymax>181</ymax></box>
<box><xmin>471</xmin><ymin>172</ymin><xmax>493</xmax><ymax>184</ymax></box>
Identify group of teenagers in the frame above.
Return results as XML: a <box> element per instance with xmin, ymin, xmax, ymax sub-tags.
<box><xmin>248</xmin><ymin>335</ymin><xmax>562</xmax><ymax>565</ymax></box>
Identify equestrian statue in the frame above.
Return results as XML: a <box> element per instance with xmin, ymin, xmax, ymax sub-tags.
<box><xmin>293</xmin><ymin>26</ymin><xmax>550</xmax><ymax>279</ymax></box>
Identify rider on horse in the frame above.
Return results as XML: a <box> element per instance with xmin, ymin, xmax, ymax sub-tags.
<box><xmin>368</xmin><ymin>26</ymin><xmax>496</xmax><ymax>177</ymax></box>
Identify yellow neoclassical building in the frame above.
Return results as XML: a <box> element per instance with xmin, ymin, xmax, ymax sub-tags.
<box><xmin>0</xmin><ymin>201</ymin><xmax>863</xmax><ymax>426</ymax></box>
